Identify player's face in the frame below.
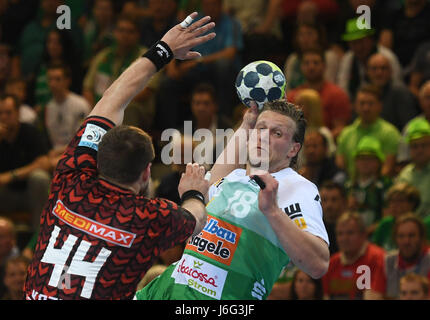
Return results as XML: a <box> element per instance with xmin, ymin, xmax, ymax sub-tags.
<box><xmin>399</xmin><ymin>280</ymin><xmax>427</xmax><ymax>300</ymax></box>
<box><xmin>396</xmin><ymin>221</ymin><xmax>423</xmax><ymax>261</ymax></box>
<box><xmin>249</xmin><ymin>111</ymin><xmax>301</xmax><ymax>173</ymax></box>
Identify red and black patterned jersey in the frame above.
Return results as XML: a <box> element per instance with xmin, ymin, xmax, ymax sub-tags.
<box><xmin>24</xmin><ymin>116</ymin><xmax>196</xmax><ymax>300</ymax></box>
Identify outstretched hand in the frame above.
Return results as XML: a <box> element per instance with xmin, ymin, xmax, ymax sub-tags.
<box><xmin>178</xmin><ymin>163</ymin><xmax>210</xmax><ymax>198</ymax></box>
<box><xmin>161</xmin><ymin>12</ymin><xmax>216</xmax><ymax>60</ymax></box>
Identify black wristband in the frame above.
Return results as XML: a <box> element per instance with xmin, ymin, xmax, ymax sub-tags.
<box><xmin>181</xmin><ymin>190</ymin><xmax>206</xmax><ymax>206</ymax></box>
<box><xmin>142</xmin><ymin>40</ymin><xmax>174</xmax><ymax>71</ymax></box>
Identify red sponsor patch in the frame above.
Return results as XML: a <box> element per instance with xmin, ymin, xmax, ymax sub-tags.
<box><xmin>52</xmin><ymin>200</ymin><xmax>136</xmax><ymax>248</ymax></box>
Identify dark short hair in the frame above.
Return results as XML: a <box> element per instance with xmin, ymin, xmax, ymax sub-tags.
<box><xmin>116</xmin><ymin>14</ymin><xmax>140</xmax><ymax>33</ymax></box>
<box><xmin>320</xmin><ymin>180</ymin><xmax>347</xmax><ymax>199</ymax></box>
<box><xmin>356</xmin><ymin>83</ymin><xmax>382</xmax><ymax>101</ymax></box>
<box><xmin>192</xmin><ymin>83</ymin><xmax>217</xmax><ymax>102</ymax></box>
<box><xmin>47</xmin><ymin>62</ymin><xmax>72</xmax><ymax>79</ymax></box>
<box><xmin>294</xmin><ymin>21</ymin><xmax>328</xmax><ymax>53</ymax></box>
<box><xmin>262</xmin><ymin>100</ymin><xmax>307</xmax><ymax>169</ymax></box>
<box><xmin>300</xmin><ymin>47</ymin><xmax>326</xmax><ymax>63</ymax></box>
<box><xmin>97</xmin><ymin>126</ymin><xmax>155</xmax><ymax>184</ymax></box>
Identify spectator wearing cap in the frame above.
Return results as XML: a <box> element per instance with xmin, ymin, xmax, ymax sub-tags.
<box><xmin>336</xmin><ymin>84</ymin><xmax>402</xmax><ymax>179</ymax></box>
<box><xmin>397</xmin><ymin>81</ymin><xmax>430</xmax><ymax>165</ymax></box>
<box><xmin>346</xmin><ymin>136</ymin><xmax>391</xmax><ymax>236</ymax></box>
<box><xmin>372</xmin><ymin>182</ymin><xmax>421</xmax><ymax>252</ymax></box>
<box><xmin>337</xmin><ymin>18</ymin><xmax>403</xmax><ymax>100</ymax></box>
<box><xmin>396</xmin><ymin>117</ymin><xmax>430</xmax><ymax>218</ymax></box>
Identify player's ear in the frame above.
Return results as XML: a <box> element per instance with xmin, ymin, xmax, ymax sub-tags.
<box><xmin>141</xmin><ymin>162</ymin><xmax>152</xmax><ymax>182</ymax></box>
<box><xmin>288</xmin><ymin>142</ymin><xmax>301</xmax><ymax>158</ymax></box>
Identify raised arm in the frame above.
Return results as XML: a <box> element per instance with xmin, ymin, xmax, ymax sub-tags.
<box><xmin>208</xmin><ymin>104</ymin><xmax>259</xmax><ymax>185</ymax></box>
<box><xmin>88</xmin><ymin>12</ymin><xmax>216</xmax><ymax>126</ymax></box>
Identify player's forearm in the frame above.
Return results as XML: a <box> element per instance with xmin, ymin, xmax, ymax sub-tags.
<box><xmin>209</xmin><ymin>122</ymin><xmax>250</xmax><ymax>185</ymax></box>
<box><xmin>89</xmin><ymin>57</ymin><xmax>157</xmax><ymax>126</ymax></box>
<box><xmin>266</xmin><ymin>208</ymin><xmax>329</xmax><ymax>279</ymax></box>
<box><xmin>181</xmin><ymin>198</ymin><xmax>208</xmax><ymax>236</ymax></box>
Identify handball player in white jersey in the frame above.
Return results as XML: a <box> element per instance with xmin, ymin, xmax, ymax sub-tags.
<box><xmin>136</xmin><ymin>100</ymin><xmax>330</xmax><ymax>300</ymax></box>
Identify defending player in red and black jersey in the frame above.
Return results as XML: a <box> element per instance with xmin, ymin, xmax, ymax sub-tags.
<box><xmin>24</xmin><ymin>13</ymin><xmax>216</xmax><ymax>300</ymax></box>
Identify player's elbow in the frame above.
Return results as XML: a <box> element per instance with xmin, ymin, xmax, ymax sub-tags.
<box><xmin>308</xmin><ymin>259</ymin><xmax>329</xmax><ymax>279</ymax></box>
<box><xmin>305</xmin><ymin>245</ymin><xmax>330</xmax><ymax>279</ymax></box>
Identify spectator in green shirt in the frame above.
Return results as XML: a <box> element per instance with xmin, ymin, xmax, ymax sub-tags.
<box><xmin>336</xmin><ymin>84</ymin><xmax>401</xmax><ymax>179</ymax></box>
<box><xmin>346</xmin><ymin>136</ymin><xmax>392</xmax><ymax>236</ymax></box>
<box><xmin>396</xmin><ymin>117</ymin><xmax>430</xmax><ymax>218</ymax></box>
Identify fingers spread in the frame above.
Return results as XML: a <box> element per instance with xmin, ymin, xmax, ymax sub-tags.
<box><xmin>187</xmin><ymin>15</ymin><xmax>212</xmax><ymax>32</ymax></box>
<box><xmin>188</xmin><ymin>32</ymin><xmax>216</xmax><ymax>50</ymax></box>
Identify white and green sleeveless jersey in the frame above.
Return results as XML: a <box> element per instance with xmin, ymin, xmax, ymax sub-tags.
<box><xmin>135</xmin><ymin>168</ymin><xmax>328</xmax><ymax>300</ymax></box>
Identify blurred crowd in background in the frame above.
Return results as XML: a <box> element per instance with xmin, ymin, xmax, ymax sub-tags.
<box><xmin>1</xmin><ymin>0</ymin><xmax>430</xmax><ymax>300</ymax></box>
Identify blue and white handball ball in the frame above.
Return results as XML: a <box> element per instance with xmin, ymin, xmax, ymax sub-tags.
<box><xmin>235</xmin><ymin>60</ymin><xmax>286</xmax><ymax>110</ymax></box>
